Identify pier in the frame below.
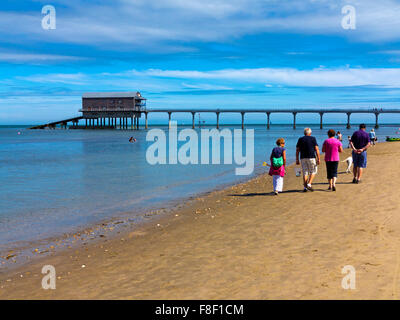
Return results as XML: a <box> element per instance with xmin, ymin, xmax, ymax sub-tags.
<box><xmin>29</xmin><ymin>92</ymin><xmax>400</xmax><ymax>130</ymax></box>
<box><xmin>146</xmin><ymin>108</ymin><xmax>399</xmax><ymax>130</ymax></box>
<box><xmin>30</xmin><ymin>116</ymin><xmax>83</xmax><ymax>129</ymax></box>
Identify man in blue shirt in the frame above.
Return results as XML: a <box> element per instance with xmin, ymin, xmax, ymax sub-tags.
<box><xmin>350</xmin><ymin>124</ymin><xmax>371</xmax><ymax>184</ymax></box>
<box><xmin>296</xmin><ymin>128</ymin><xmax>320</xmax><ymax>192</ymax></box>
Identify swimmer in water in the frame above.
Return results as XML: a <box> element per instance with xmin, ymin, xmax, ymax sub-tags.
<box><xmin>129</xmin><ymin>137</ymin><xmax>136</xmax><ymax>143</ymax></box>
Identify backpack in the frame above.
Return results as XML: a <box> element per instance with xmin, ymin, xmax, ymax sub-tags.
<box><xmin>272</xmin><ymin>156</ymin><xmax>284</xmax><ymax>168</ymax></box>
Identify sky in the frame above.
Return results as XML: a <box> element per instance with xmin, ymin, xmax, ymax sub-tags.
<box><xmin>1</xmin><ymin>0</ymin><xmax>400</xmax><ymax>124</ymax></box>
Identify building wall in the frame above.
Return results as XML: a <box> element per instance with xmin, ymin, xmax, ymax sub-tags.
<box><xmin>82</xmin><ymin>111</ymin><xmax>142</xmax><ymax>118</ymax></box>
<box><xmin>82</xmin><ymin>97</ymin><xmax>136</xmax><ymax>111</ymax></box>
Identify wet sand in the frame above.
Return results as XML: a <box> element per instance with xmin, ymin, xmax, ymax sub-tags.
<box><xmin>1</xmin><ymin>142</ymin><xmax>400</xmax><ymax>299</ymax></box>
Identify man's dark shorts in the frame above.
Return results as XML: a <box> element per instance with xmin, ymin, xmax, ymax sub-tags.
<box><xmin>352</xmin><ymin>151</ymin><xmax>367</xmax><ymax>168</ymax></box>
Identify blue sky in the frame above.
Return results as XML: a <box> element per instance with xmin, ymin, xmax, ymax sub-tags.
<box><xmin>1</xmin><ymin>0</ymin><xmax>400</xmax><ymax>124</ymax></box>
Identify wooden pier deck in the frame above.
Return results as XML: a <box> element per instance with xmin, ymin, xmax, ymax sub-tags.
<box><xmin>29</xmin><ymin>116</ymin><xmax>83</xmax><ymax>129</ymax></box>
<box><xmin>29</xmin><ymin>108</ymin><xmax>400</xmax><ymax>130</ymax></box>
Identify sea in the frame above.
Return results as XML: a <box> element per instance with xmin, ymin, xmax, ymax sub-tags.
<box><xmin>0</xmin><ymin>124</ymin><xmax>398</xmax><ymax>254</ymax></box>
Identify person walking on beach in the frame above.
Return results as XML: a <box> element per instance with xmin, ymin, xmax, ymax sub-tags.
<box><xmin>269</xmin><ymin>138</ymin><xmax>286</xmax><ymax>195</ymax></box>
<box><xmin>350</xmin><ymin>124</ymin><xmax>371</xmax><ymax>184</ymax></box>
<box><xmin>369</xmin><ymin>129</ymin><xmax>376</xmax><ymax>146</ymax></box>
<box><xmin>322</xmin><ymin>129</ymin><xmax>343</xmax><ymax>191</ymax></box>
<box><xmin>296</xmin><ymin>128</ymin><xmax>320</xmax><ymax>192</ymax></box>
<box><xmin>336</xmin><ymin>131</ymin><xmax>343</xmax><ymax>142</ymax></box>
<box><xmin>347</xmin><ymin>136</ymin><xmax>352</xmax><ymax>148</ymax></box>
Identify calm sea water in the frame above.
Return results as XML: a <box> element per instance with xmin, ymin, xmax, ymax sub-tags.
<box><xmin>0</xmin><ymin>124</ymin><xmax>398</xmax><ymax>249</ymax></box>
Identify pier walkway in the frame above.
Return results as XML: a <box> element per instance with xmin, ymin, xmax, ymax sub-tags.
<box><xmin>29</xmin><ymin>116</ymin><xmax>83</xmax><ymax>129</ymax></box>
<box><xmin>29</xmin><ymin>108</ymin><xmax>400</xmax><ymax>130</ymax></box>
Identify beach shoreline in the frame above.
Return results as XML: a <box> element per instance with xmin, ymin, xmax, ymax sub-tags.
<box><xmin>1</xmin><ymin>124</ymin><xmax>396</xmax><ymax>268</ymax></box>
<box><xmin>0</xmin><ymin>161</ymin><xmax>259</xmax><ymax>274</ymax></box>
<box><xmin>2</xmin><ymin>141</ymin><xmax>400</xmax><ymax>299</ymax></box>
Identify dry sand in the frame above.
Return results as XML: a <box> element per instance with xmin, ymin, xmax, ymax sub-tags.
<box><xmin>1</xmin><ymin>142</ymin><xmax>400</xmax><ymax>299</ymax></box>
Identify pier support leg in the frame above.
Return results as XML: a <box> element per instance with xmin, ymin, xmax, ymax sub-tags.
<box><xmin>131</xmin><ymin>116</ymin><xmax>134</xmax><ymax>130</ymax></box>
<box><xmin>375</xmin><ymin>113</ymin><xmax>380</xmax><ymax>129</ymax></box>
<box><xmin>168</xmin><ymin>112</ymin><xmax>172</xmax><ymax>129</ymax></box>
<box><xmin>241</xmin><ymin>112</ymin><xmax>245</xmax><ymax>130</ymax></box>
<box><xmin>346</xmin><ymin>113</ymin><xmax>351</xmax><ymax>129</ymax></box>
<box><xmin>293</xmin><ymin>112</ymin><xmax>297</xmax><ymax>130</ymax></box>
<box><xmin>320</xmin><ymin>112</ymin><xmax>324</xmax><ymax>129</ymax></box>
<box><xmin>145</xmin><ymin>112</ymin><xmax>148</xmax><ymax>129</ymax></box>
<box><xmin>192</xmin><ymin>112</ymin><xmax>195</xmax><ymax>129</ymax></box>
<box><xmin>267</xmin><ymin>112</ymin><xmax>271</xmax><ymax>130</ymax></box>
<box><xmin>216</xmin><ymin>112</ymin><xmax>220</xmax><ymax>129</ymax></box>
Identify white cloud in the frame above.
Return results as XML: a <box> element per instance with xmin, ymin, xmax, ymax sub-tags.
<box><xmin>15</xmin><ymin>65</ymin><xmax>400</xmax><ymax>91</ymax></box>
<box><xmin>181</xmin><ymin>82</ymin><xmax>232</xmax><ymax>90</ymax></box>
<box><xmin>135</xmin><ymin>67</ymin><xmax>400</xmax><ymax>87</ymax></box>
<box><xmin>0</xmin><ymin>52</ymin><xmax>82</xmax><ymax>63</ymax></box>
<box><xmin>1</xmin><ymin>0</ymin><xmax>400</xmax><ymax>50</ymax></box>
<box><xmin>17</xmin><ymin>73</ymin><xmax>88</xmax><ymax>85</ymax></box>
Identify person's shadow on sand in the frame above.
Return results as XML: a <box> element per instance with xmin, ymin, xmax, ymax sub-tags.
<box><xmin>229</xmin><ymin>189</ymin><xmax>302</xmax><ymax>197</ymax></box>
<box><xmin>313</xmin><ymin>181</ymin><xmax>353</xmax><ymax>185</ymax></box>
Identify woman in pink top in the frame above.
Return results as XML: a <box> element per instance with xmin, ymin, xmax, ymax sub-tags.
<box><xmin>322</xmin><ymin>129</ymin><xmax>343</xmax><ymax>191</ymax></box>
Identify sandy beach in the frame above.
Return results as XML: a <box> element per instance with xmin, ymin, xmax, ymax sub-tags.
<box><xmin>1</xmin><ymin>141</ymin><xmax>400</xmax><ymax>299</ymax></box>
